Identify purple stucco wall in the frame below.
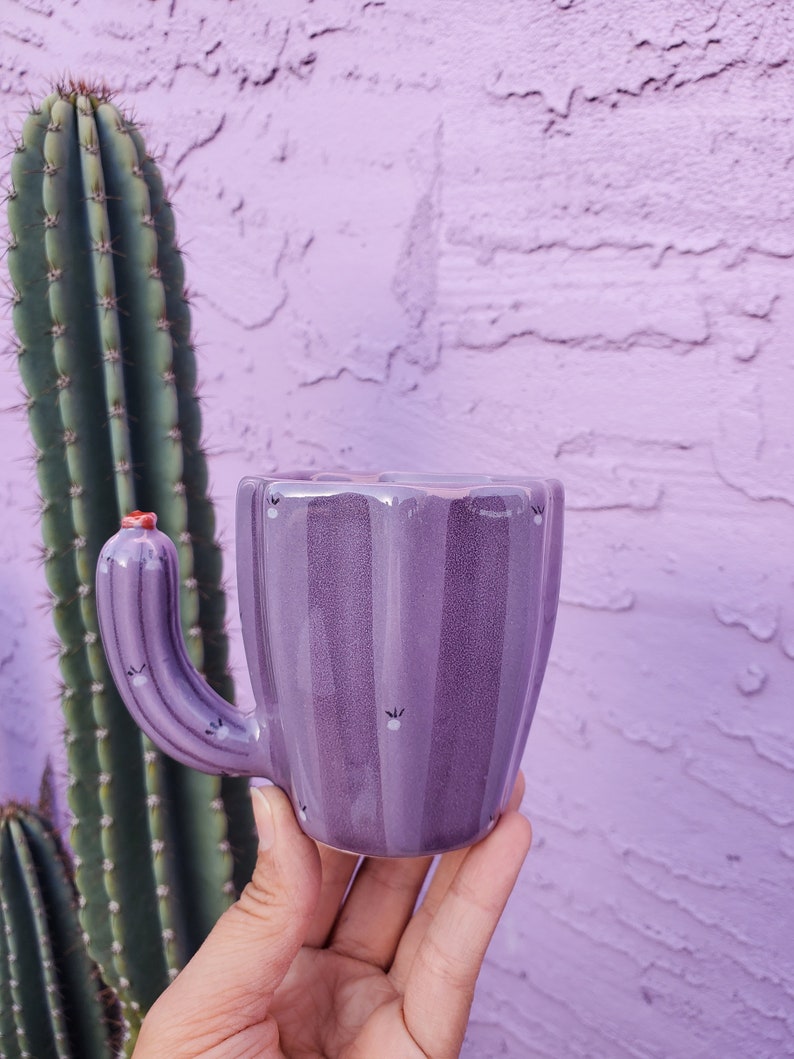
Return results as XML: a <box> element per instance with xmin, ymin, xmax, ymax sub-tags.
<box><xmin>2</xmin><ymin>2</ymin><xmax>793</xmax><ymax>1055</ymax></box>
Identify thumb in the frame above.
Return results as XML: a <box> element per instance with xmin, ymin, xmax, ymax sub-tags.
<box><xmin>139</xmin><ymin>786</ymin><xmax>321</xmax><ymax>1049</ymax></box>
<box><xmin>223</xmin><ymin>785</ymin><xmax>322</xmax><ymax>996</ymax></box>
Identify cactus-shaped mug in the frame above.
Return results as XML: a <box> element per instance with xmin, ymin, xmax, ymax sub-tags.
<box><xmin>96</xmin><ymin>471</ymin><xmax>564</xmax><ymax>858</ymax></box>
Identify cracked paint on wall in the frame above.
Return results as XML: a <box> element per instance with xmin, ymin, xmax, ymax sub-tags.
<box><xmin>1</xmin><ymin>1</ymin><xmax>794</xmax><ymax>1056</ymax></box>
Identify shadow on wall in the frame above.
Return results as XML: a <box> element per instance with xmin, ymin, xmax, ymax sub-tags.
<box><xmin>0</xmin><ymin>578</ymin><xmax>65</xmax><ymax>817</ymax></box>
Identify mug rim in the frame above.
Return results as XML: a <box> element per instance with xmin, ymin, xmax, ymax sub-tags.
<box><xmin>241</xmin><ymin>470</ymin><xmax>564</xmax><ymax>490</ymax></box>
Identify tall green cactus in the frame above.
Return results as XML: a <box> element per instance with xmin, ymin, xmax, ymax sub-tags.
<box><xmin>6</xmin><ymin>84</ymin><xmax>256</xmax><ymax>1049</ymax></box>
<box><xmin>0</xmin><ymin>803</ymin><xmax>118</xmax><ymax>1059</ymax></box>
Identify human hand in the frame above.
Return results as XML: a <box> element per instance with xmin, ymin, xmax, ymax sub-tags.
<box><xmin>133</xmin><ymin>776</ymin><xmax>532</xmax><ymax>1058</ymax></box>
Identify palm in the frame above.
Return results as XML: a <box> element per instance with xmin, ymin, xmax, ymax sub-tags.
<box><xmin>273</xmin><ymin>948</ymin><xmax>413</xmax><ymax>1056</ymax></box>
<box><xmin>261</xmin><ymin>843</ymin><xmax>460</xmax><ymax>1058</ymax></box>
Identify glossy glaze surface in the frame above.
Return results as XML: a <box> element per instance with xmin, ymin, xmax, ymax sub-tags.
<box><xmin>236</xmin><ymin>472</ymin><xmax>563</xmax><ymax>855</ymax></box>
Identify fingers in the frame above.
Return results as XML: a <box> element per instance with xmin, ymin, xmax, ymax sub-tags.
<box><xmin>136</xmin><ymin>786</ymin><xmax>321</xmax><ymax>1055</ymax></box>
<box><xmin>403</xmin><ymin>810</ymin><xmax>532</xmax><ymax>1058</ymax></box>
<box><xmin>390</xmin><ymin>770</ymin><xmax>526</xmax><ymax>991</ymax></box>
<box><xmin>304</xmin><ymin>843</ymin><xmax>360</xmax><ymax>948</ymax></box>
<box><xmin>329</xmin><ymin>855</ymin><xmax>434</xmax><ymax>969</ymax></box>
<box><xmin>388</xmin><ymin>849</ymin><xmax>466</xmax><ymax>992</ymax></box>
<box><xmin>423</xmin><ymin>772</ymin><xmax>526</xmax><ymax>921</ymax></box>
<box><xmin>330</xmin><ymin>773</ymin><xmax>526</xmax><ymax>976</ymax></box>
<box><xmin>506</xmin><ymin>769</ymin><xmax>527</xmax><ymax>814</ymax></box>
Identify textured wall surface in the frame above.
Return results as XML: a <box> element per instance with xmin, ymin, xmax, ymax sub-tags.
<box><xmin>2</xmin><ymin>1</ymin><xmax>794</xmax><ymax>1056</ymax></box>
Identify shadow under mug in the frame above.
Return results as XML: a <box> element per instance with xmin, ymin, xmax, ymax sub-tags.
<box><xmin>96</xmin><ymin>471</ymin><xmax>564</xmax><ymax>858</ymax></box>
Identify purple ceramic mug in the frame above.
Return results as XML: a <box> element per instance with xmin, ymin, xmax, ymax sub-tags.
<box><xmin>96</xmin><ymin>471</ymin><xmax>564</xmax><ymax>857</ymax></box>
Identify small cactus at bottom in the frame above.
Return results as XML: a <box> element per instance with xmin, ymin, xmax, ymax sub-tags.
<box><xmin>0</xmin><ymin>803</ymin><xmax>119</xmax><ymax>1059</ymax></box>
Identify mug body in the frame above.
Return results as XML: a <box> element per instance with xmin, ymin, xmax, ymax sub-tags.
<box><xmin>236</xmin><ymin>471</ymin><xmax>563</xmax><ymax>857</ymax></box>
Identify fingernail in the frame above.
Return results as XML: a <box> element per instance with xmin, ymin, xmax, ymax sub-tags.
<box><xmin>250</xmin><ymin>786</ymin><xmax>275</xmax><ymax>852</ymax></box>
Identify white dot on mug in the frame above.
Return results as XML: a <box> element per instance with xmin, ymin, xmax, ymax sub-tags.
<box><xmin>267</xmin><ymin>507</ymin><xmax>279</xmax><ymax>519</ymax></box>
<box><xmin>534</xmin><ymin>514</ymin><xmax>543</xmax><ymax>525</ymax></box>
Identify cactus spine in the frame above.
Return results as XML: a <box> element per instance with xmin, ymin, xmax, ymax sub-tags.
<box><xmin>6</xmin><ymin>85</ymin><xmax>256</xmax><ymax>1049</ymax></box>
<box><xmin>0</xmin><ymin>803</ymin><xmax>118</xmax><ymax>1059</ymax></box>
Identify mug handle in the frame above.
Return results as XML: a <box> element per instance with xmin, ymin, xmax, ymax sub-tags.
<box><xmin>96</xmin><ymin>512</ymin><xmax>269</xmax><ymax>777</ymax></box>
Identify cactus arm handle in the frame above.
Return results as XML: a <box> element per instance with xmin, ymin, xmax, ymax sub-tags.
<box><xmin>96</xmin><ymin>516</ymin><xmax>269</xmax><ymax>778</ymax></box>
